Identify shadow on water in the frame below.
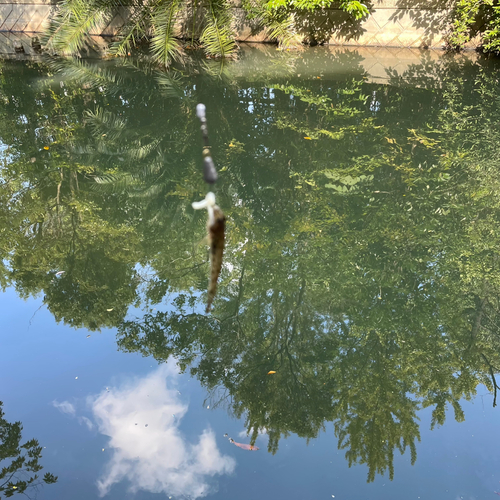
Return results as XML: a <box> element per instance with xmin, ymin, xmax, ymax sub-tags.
<box><xmin>1</xmin><ymin>46</ymin><xmax>500</xmax><ymax>482</ymax></box>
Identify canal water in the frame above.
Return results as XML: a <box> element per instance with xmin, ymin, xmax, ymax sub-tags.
<box><xmin>1</xmin><ymin>45</ymin><xmax>500</xmax><ymax>500</ymax></box>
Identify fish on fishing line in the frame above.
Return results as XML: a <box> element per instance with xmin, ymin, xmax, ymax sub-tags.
<box><xmin>192</xmin><ymin>192</ymin><xmax>225</xmax><ymax>313</ymax></box>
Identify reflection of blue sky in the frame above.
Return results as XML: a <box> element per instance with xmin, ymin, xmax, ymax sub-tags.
<box><xmin>4</xmin><ymin>289</ymin><xmax>500</xmax><ymax>500</ymax></box>
<box><xmin>87</xmin><ymin>363</ymin><xmax>235</xmax><ymax>498</ymax></box>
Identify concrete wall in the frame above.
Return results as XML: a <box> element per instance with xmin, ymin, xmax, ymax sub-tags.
<box><xmin>0</xmin><ymin>0</ymin><xmax>484</xmax><ymax>54</ymax></box>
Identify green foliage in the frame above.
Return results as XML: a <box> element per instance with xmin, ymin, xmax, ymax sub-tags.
<box><xmin>265</xmin><ymin>0</ymin><xmax>368</xmax><ymax>16</ymax></box>
<box><xmin>151</xmin><ymin>0</ymin><xmax>184</xmax><ymax>67</ymax></box>
<box><xmin>44</xmin><ymin>0</ymin><xmax>237</xmax><ymax>66</ymax></box>
<box><xmin>448</xmin><ymin>0</ymin><xmax>500</xmax><ymax>54</ymax></box>
<box><xmin>200</xmin><ymin>0</ymin><xmax>237</xmax><ymax>57</ymax></box>
<box><xmin>43</xmin><ymin>0</ymin><xmax>108</xmax><ymax>55</ymax></box>
<box><xmin>44</xmin><ymin>0</ymin><xmax>369</xmax><ymax>61</ymax></box>
<box><xmin>0</xmin><ymin>402</ymin><xmax>57</xmax><ymax>497</ymax></box>
<box><xmin>263</xmin><ymin>9</ymin><xmax>302</xmax><ymax>49</ymax></box>
<box><xmin>2</xmin><ymin>51</ymin><xmax>500</xmax><ymax>482</ymax></box>
<box><xmin>483</xmin><ymin>3</ymin><xmax>500</xmax><ymax>52</ymax></box>
<box><xmin>242</xmin><ymin>0</ymin><xmax>368</xmax><ymax>48</ymax></box>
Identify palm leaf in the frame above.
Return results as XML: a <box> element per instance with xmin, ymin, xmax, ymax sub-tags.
<box><xmin>200</xmin><ymin>0</ymin><xmax>237</xmax><ymax>58</ymax></box>
<box><xmin>43</xmin><ymin>0</ymin><xmax>107</xmax><ymax>55</ymax></box>
<box><xmin>264</xmin><ymin>9</ymin><xmax>302</xmax><ymax>49</ymax></box>
<box><xmin>150</xmin><ymin>0</ymin><xmax>183</xmax><ymax>68</ymax></box>
<box><xmin>109</xmin><ymin>0</ymin><xmax>159</xmax><ymax>56</ymax></box>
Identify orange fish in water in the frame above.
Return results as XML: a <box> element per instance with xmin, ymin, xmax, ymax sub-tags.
<box><xmin>192</xmin><ymin>192</ymin><xmax>225</xmax><ymax>313</ymax></box>
<box><xmin>229</xmin><ymin>438</ymin><xmax>259</xmax><ymax>451</ymax></box>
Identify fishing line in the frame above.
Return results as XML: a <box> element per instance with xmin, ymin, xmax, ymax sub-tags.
<box><xmin>192</xmin><ymin>103</ymin><xmax>226</xmax><ymax>313</ymax></box>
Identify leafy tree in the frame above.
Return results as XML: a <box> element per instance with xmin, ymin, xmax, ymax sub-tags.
<box><xmin>111</xmin><ymin>53</ymin><xmax>500</xmax><ymax>481</ymax></box>
<box><xmin>448</xmin><ymin>0</ymin><xmax>500</xmax><ymax>54</ymax></box>
<box><xmin>2</xmin><ymin>51</ymin><xmax>500</xmax><ymax>482</ymax></box>
<box><xmin>42</xmin><ymin>0</ymin><xmax>370</xmax><ymax>64</ymax></box>
<box><xmin>0</xmin><ymin>402</ymin><xmax>57</xmax><ymax>498</ymax></box>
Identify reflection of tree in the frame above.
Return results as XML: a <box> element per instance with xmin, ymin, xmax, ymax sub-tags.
<box><xmin>113</xmin><ymin>54</ymin><xmax>500</xmax><ymax>481</ymax></box>
<box><xmin>0</xmin><ymin>402</ymin><xmax>57</xmax><ymax>498</ymax></box>
<box><xmin>2</xmin><ymin>50</ymin><xmax>500</xmax><ymax>481</ymax></box>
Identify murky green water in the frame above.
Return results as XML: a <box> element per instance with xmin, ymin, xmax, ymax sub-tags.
<box><xmin>1</xmin><ymin>45</ymin><xmax>500</xmax><ymax>499</ymax></box>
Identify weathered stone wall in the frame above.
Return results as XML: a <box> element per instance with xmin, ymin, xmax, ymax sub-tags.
<box><xmin>0</xmin><ymin>0</ymin><xmax>53</xmax><ymax>32</ymax></box>
<box><xmin>233</xmin><ymin>0</ymin><xmax>460</xmax><ymax>48</ymax></box>
<box><xmin>0</xmin><ymin>0</ymin><xmax>482</xmax><ymax>54</ymax></box>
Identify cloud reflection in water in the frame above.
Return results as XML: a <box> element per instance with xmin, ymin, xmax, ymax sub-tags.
<box><xmin>90</xmin><ymin>363</ymin><xmax>236</xmax><ymax>498</ymax></box>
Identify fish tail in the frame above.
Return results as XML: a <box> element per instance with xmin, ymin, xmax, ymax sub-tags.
<box><xmin>206</xmin><ymin>249</ymin><xmax>222</xmax><ymax>312</ymax></box>
<box><xmin>205</xmin><ymin>206</ymin><xmax>225</xmax><ymax>313</ymax></box>
<box><xmin>206</xmin><ymin>283</ymin><xmax>216</xmax><ymax>312</ymax></box>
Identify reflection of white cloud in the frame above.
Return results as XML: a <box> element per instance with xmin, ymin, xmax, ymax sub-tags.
<box><xmin>52</xmin><ymin>400</ymin><xmax>76</xmax><ymax>415</ymax></box>
<box><xmin>78</xmin><ymin>416</ymin><xmax>94</xmax><ymax>430</ymax></box>
<box><xmin>91</xmin><ymin>363</ymin><xmax>236</xmax><ymax>498</ymax></box>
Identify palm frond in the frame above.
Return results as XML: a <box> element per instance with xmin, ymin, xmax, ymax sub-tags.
<box><xmin>154</xmin><ymin>70</ymin><xmax>185</xmax><ymax>98</ymax></box>
<box><xmin>264</xmin><ymin>9</ymin><xmax>302</xmax><ymax>49</ymax></box>
<box><xmin>92</xmin><ymin>172</ymin><xmax>140</xmax><ymax>193</ymax></box>
<box><xmin>109</xmin><ymin>0</ymin><xmax>158</xmax><ymax>56</ymax></box>
<box><xmin>150</xmin><ymin>0</ymin><xmax>184</xmax><ymax>68</ymax></box>
<box><xmin>200</xmin><ymin>0</ymin><xmax>237</xmax><ymax>58</ymax></box>
<box><xmin>201</xmin><ymin>58</ymin><xmax>237</xmax><ymax>82</ymax></box>
<box><xmin>127</xmin><ymin>139</ymin><xmax>162</xmax><ymax>161</ymax></box>
<box><xmin>48</xmin><ymin>58</ymin><xmax>122</xmax><ymax>92</ymax></box>
<box><xmin>43</xmin><ymin>0</ymin><xmax>107</xmax><ymax>55</ymax></box>
<box><xmin>85</xmin><ymin>107</ymin><xmax>127</xmax><ymax>138</ymax></box>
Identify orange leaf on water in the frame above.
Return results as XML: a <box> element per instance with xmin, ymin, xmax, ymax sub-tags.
<box><xmin>43</xmin><ymin>146</ymin><xmax>49</xmax><ymax>150</ymax></box>
<box><xmin>304</xmin><ymin>137</ymin><xmax>312</xmax><ymax>140</ymax></box>
<box><xmin>267</xmin><ymin>370</ymin><xmax>276</xmax><ymax>374</ymax></box>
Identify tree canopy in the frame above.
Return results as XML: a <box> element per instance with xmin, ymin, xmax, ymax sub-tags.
<box><xmin>1</xmin><ymin>50</ymin><xmax>500</xmax><ymax>481</ymax></box>
<box><xmin>0</xmin><ymin>402</ymin><xmax>57</xmax><ymax>498</ymax></box>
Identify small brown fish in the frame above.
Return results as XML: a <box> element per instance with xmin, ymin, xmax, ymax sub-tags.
<box><xmin>206</xmin><ymin>205</ymin><xmax>225</xmax><ymax>312</ymax></box>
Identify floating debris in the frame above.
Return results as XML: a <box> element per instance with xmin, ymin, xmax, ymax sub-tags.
<box><xmin>267</xmin><ymin>371</ymin><xmax>276</xmax><ymax>375</ymax></box>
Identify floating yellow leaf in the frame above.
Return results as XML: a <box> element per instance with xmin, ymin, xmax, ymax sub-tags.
<box><xmin>106</xmin><ymin>308</ymin><xmax>114</xmax><ymax>312</ymax></box>
<box><xmin>267</xmin><ymin>370</ymin><xmax>276</xmax><ymax>375</ymax></box>
<box><xmin>304</xmin><ymin>137</ymin><xmax>312</xmax><ymax>140</ymax></box>
<box><xmin>43</xmin><ymin>146</ymin><xmax>49</xmax><ymax>150</ymax></box>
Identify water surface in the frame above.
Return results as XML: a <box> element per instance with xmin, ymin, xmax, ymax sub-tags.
<box><xmin>1</xmin><ymin>45</ymin><xmax>500</xmax><ymax>500</ymax></box>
